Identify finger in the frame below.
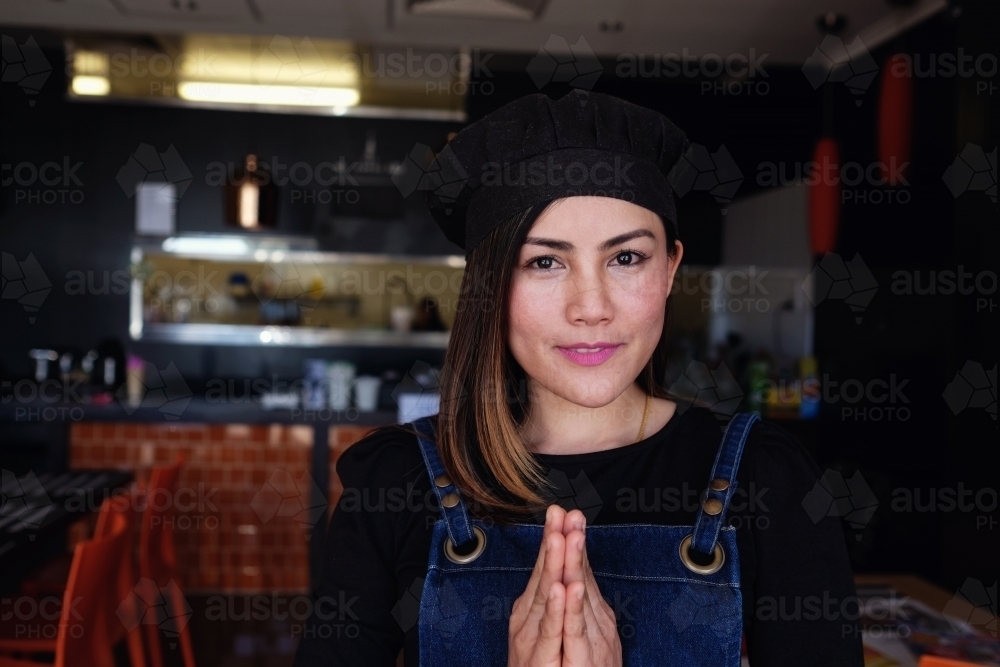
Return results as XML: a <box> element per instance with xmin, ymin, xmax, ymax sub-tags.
<box><xmin>521</xmin><ymin>508</ymin><xmax>552</xmax><ymax>595</ymax></box>
<box><xmin>535</xmin><ymin>581</ymin><xmax>566</xmax><ymax>664</ymax></box>
<box><xmin>580</xmin><ymin>542</ymin><xmax>608</xmax><ymax>619</ymax></box>
<box><xmin>526</xmin><ymin>530</ymin><xmax>566</xmax><ymax>625</ymax></box>
<box><xmin>563</xmin><ymin>509</ymin><xmax>586</xmax><ymax>535</ymax></box>
<box><xmin>583</xmin><ymin>545</ymin><xmax>618</xmax><ymax>636</ymax></box>
<box><xmin>562</xmin><ymin>580</ymin><xmax>589</xmax><ymax>663</ymax></box>
<box><xmin>562</xmin><ymin>527</ymin><xmax>586</xmax><ymax>588</ymax></box>
<box><xmin>520</xmin><ymin>505</ymin><xmax>565</xmax><ymax>610</ymax></box>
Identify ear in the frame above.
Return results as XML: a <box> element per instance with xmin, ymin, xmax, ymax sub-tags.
<box><xmin>664</xmin><ymin>240</ymin><xmax>684</xmax><ymax>297</ymax></box>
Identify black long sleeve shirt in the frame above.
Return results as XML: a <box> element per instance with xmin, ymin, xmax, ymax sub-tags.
<box><xmin>293</xmin><ymin>407</ymin><xmax>864</xmax><ymax>666</ymax></box>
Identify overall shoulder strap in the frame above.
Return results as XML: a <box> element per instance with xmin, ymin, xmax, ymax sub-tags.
<box><xmin>690</xmin><ymin>412</ymin><xmax>760</xmax><ymax>555</ymax></box>
<box><xmin>412</xmin><ymin>415</ymin><xmax>477</xmax><ymax>548</ymax></box>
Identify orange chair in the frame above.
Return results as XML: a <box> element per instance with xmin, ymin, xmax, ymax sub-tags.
<box><xmin>96</xmin><ymin>492</ymin><xmax>148</xmax><ymax>667</ymax></box>
<box><xmin>0</xmin><ymin>497</ymin><xmax>132</xmax><ymax>667</ymax></box>
<box><xmin>918</xmin><ymin>657</ymin><xmax>987</xmax><ymax>667</ymax></box>
<box><xmin>3</xmin><ymin>491</ymin><xmax>147</xmax><ymax>667</ymax></box>
<box><xmin>139</xmin><ymin>463</ymin><xmax>196</xmax><ymax>667</ymax></box>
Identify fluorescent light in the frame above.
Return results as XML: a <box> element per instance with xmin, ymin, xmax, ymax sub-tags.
<box><xmin>178</xmin><ymin>81</ymin><xmax>360</xmax><ymax>107</ymax></box>
<box><xmin>408</xmin><ymin>0</ymin><xmax>539</xmax><ymax>20</ymax></box>
<box><xmin>162</xmin><ymin>236</ymin><xmax>250</xmax><ymax>256</ymax></box>
<box><xmin>72</xmin><ymin>76</ymin><xmax>110</xmax><ymax>96</ymax></box>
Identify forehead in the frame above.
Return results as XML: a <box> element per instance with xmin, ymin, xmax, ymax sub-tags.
<box><xmin>530</xmin><ymin>196</ymin><xmax>662</xmax><ymax>236</ymax></box>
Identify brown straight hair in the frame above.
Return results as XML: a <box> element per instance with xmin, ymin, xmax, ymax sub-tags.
<box><xmin>391</xmin><ymin>199</ymin><xmax>678</xmax><ymax>521</ymax></box>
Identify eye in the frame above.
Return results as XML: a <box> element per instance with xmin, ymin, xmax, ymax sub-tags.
<box><xmin>612</xmin><ymin>248</ymin><xmax>648</xmax><ymax>268</ymax></box>
<box><xmin>525</xmin><ymin>255</ymin><xmax>559</xmax><ymax>271</ymax></box>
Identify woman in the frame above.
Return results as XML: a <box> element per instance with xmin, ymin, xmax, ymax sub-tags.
<box><xmin>294</xmin><ymin>90</ymin><xmax>863</xmax><ymax>666</ymax></box>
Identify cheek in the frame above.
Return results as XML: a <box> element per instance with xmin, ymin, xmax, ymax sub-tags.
<box><xmin>507</xmin><ymin>280</ymin><xmax>549</xmax><ymax>351</ymax></box>
<box><xmin>616</xmin><ymin>269</ymin><xmax>670</xmax><ymax>326</ymax></box>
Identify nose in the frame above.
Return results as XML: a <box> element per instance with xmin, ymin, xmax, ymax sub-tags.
<box><xmin>565</xmin><ymin>269</ymin><xmax>614</xmax><ymax>325</ymax></box>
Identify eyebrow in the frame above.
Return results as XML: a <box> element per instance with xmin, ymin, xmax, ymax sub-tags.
<box><xmin>523</xmin><ymin>229</ymin><xmax>656</xmax><ymax>253</ymax></box>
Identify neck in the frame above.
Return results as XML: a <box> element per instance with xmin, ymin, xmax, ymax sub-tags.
<box><xmin>518</xmin><ymin>382</ymin><xmax>650</xmax><ymax>455</ymax></box>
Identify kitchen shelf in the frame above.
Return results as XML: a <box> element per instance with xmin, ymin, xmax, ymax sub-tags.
<box><xmin>128</xmin><ymin>234</ymin><xmax>463</xmax><ymax>348</ymax></box>
<box><xmin>135</xmin><ymin>322</ymin><xmax>450</xmax><ymax>348</ymax></box>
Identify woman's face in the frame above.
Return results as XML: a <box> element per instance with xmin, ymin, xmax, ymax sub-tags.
<box><xmin>508</xmin><ymin>196</ymin><xmax>683</xmax><ymax>408</ymax></box>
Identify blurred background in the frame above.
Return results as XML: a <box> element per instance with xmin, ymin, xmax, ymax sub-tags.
<box><xmin>0</xmin><ymin>0</ymin><xmax>996</xmax><ymax>664</ymax></box>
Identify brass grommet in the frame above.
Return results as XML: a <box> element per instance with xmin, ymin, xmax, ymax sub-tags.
<box><xmin>703</xmin><ymin>498</ymin><xmax>724</xmax><ymax>516</ymax></box>
<box><xmin>678</xmin><ymin>534</ymin><xmax>725</xmax><ymax>575</ymax></box>
<box><xmin>443</xmin><ymin>526</ymin><xmax>487</xmax><ymax>565</ymax></box>
<box><xmin>440</xmin><ymin>492</ymin><xmax>460</xmax><ymax>508</ymax></box>
<box><xmin>434</xmin><ymin>474</ymin><xmax>452</xmax><ymax>488</ymax></box>
<box><xmin>709</xmin><ymin>478</ymin><xmax>730</xmax><ymax>492</ymax></box>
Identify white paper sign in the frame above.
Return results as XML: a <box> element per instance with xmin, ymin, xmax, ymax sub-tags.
<box><xmin>135</xmin><ymin>182</ymin><xmax>177</xmax><ymax>236</ymax></box>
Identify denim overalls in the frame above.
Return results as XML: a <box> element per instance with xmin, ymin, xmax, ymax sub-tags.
<box><xmin>410</xmin><ymin>412</ymin><xmax>760</xmax><ymax>666</ymax></box>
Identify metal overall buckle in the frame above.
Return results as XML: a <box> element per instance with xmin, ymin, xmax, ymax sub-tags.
<box><xmin>678</xmin><ymin>534</ymin><xmax>725</xmax><ymax>575</ymax></box>
<box><xmin>443</xmin><ymin>525</ymin><xmax>487</xmax><ymax>565</ymax></box>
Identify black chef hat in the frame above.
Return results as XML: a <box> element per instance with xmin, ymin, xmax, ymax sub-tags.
<box><xmin>424</xmin><ymin>88</ymin><xmax>690</xmax><ymax>254</ymax></box>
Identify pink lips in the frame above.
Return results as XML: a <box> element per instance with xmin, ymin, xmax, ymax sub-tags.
<box><xmin>556</xmin><ymin>343</ymin><xmax>623</xmax><ymax>367</ymax></box>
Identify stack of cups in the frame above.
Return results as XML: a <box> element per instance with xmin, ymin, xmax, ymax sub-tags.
<box><xmin>353</xmin><ymin>376</ymin><xmax>382</xmax><ymax>412</ymax></box>
<box><xmin>302</xmin><ymin>359</ymin><xmax>328</xmax><ymax>410</ymax></box>
<box><xmin>327</xmin><ymin>361</ymin><xmax>356</xmax><ymax>410</ymax></box>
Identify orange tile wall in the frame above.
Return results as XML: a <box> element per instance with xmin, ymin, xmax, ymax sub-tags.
<box><xmin>69</xmin><ymin>422</ymin><xmax>378</xmax><ymax>593</ymax></box>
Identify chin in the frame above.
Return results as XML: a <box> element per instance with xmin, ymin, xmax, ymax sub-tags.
<box><xmin>553</xmin><ymin>369</ymin><xmax>631</xmax><ymax>407</ymax></box>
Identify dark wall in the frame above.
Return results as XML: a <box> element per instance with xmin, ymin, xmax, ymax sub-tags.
<box><xmin>2</xmin><ymin>5</ymin><xmax>997</xmax><ymax>591</ymax></box>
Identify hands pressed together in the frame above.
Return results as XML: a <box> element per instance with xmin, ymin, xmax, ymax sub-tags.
<box><xmin>508</xmin><ymin>505</ymin><xmax>623</xmax><ymax>667</ymax></box>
